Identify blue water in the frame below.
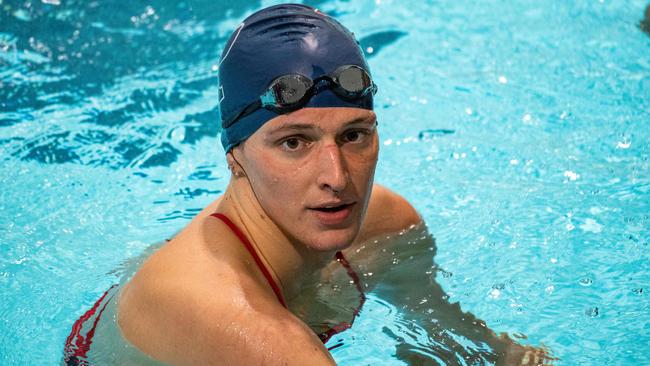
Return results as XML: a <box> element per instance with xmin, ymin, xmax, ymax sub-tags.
<box><xmin>1</xmin><ymin>0</ymin><xmax>649</xmax><ymax>364</ymax></box>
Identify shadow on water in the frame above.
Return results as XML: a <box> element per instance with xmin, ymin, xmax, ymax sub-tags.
<box><xmin>360</xmin><ymin>30</ymin><xmax>408</xmax><ymax>58</ymax></box>
<box><xmin>641</xmin><ymin>4</ymin><xmax>650</xmax><ymax>36</ymax></box>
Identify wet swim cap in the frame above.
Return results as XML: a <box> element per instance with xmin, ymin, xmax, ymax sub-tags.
<box><xmin>218</xmin><ymin>3</ymin><xmax>375</xmax><ymax>152</ymax></box>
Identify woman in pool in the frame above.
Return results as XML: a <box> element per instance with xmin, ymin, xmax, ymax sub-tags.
<box><xmin>65</xmin><ymin>4</ymin><xmax>552</xmax><ymax>365</ymax></box>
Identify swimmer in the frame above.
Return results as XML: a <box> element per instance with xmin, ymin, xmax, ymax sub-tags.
<box><xmin>63</xmin><ymin>4</ymin><xmax>554</xmax><ymax>365</ymax></box>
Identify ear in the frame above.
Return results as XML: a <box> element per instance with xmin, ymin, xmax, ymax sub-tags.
<box><xmin>226</xmin><ymin>151</ymin><xmax>246</xmax><ymax>178</ymax></box>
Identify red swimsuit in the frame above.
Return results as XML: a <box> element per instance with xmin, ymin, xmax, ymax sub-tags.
<box><xmin>210</xmin><ymin>213</ymin><xmax>366</xmax><ymax>345</ymax></box>
<box><xmin>63</xmin><ymin>213</ymin><xmax>365</xmax><ymax>364</ymax></box>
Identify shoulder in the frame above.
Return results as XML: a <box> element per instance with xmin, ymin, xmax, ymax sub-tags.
<box><xmin>355</xmin><ymin>183</ymin><xmax>422</xmax><ymax>243</ymax></box>
<box><xmin>117</xmin><ymin>216</ymin><xmax>334</xmax><ymax>365</ymax></box>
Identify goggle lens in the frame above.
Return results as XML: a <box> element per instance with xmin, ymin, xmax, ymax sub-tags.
<box><xmin>336</xmin><ymin>66</ymin><xmax>369</xmax><ymax>94</ymax></box>
<box><xmin>270</xmin><ymin>76</ymin><xmax>312</xmax><ymax>107</ymax></box>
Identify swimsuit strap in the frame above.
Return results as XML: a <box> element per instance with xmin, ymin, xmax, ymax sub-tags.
<box><xmin>210</xmin><ymin>213</ymin><xmax>288</xmax><ymax>308</ymax></box>
<box><xmin>210</xmin><ymin>212</ymin><xmax>366</xmax><ymax>347</ymax></box>
<box><xmin>318</xmin><ymin>251</ymin><xmax>367</xmax><ymax>346</ymax></box>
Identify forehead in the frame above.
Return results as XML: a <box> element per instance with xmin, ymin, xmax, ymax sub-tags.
<box><xmin>258</xmin><ymin>107</ymin><xmax>376</xmax><ymax>134</ymax></box>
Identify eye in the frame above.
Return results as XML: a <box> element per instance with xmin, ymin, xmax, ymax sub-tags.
<box><xmin>279</xmin><ymin>136</ymin><xmax>309</xmax><ymax>151</ymax></box>
<box><xmin>341</xmin><ymin>129</ymin><xmax>369</xmax><ymax>144</ymax></box>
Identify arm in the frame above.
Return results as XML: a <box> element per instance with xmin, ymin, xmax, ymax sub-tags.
<box><xmin>348</xmin><ymin>185</ymin><xmax>553</xmax><ymax>365</ymax></box>
<box><xmin>117</xmin><ymin>251</ymin><xmax>336</xmax><ymax>365</ymax></box>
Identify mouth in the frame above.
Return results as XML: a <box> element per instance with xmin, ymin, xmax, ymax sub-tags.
<box><xmin>307</xmin><ymin>202</ymin><xmax>356</xmax><ymax>225</ymax></box>
<box><xmin>310</xmin><ymin>202</ymin><xmax>355</xmax><ymax>213</ymax></box>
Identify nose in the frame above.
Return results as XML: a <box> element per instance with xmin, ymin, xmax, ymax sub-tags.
<box><xmin>316</xmin><ymin>143</ymin><xmax>348</xmax><ymax>193</ymax></box>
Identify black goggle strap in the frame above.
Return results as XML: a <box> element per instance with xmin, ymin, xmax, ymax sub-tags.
<box><xmin>223</xmin><ymin>99</ymin><xmax>263</xmax><ymax>128</ymax></box>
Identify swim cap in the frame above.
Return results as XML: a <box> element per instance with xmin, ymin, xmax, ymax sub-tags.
<box><xmin>218</xmin><ymin>3</ymin><xmax>375</xmax><ymax>151</ymax></box>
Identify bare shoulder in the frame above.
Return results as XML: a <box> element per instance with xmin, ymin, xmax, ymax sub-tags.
<box><xmin>117</xmin><ymin>217</ymin><xmax>334</xmax><ymax>365</ymax></box>
<box><xmin>356</xmin><ymin>183</ymin><xmax>422</xmax><ymax>243</ymax></box>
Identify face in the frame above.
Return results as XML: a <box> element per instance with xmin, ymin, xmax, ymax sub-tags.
<box><xmin>232</xmin><ymin>107</ymin><xmax>379</xmax><ymax>252</ymax></box>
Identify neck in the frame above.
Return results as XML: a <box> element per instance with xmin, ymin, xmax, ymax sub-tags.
<box><xmin>216</xmin><ymin>176</ymin><xmax>335</xmax><ymax>302</ymax></box>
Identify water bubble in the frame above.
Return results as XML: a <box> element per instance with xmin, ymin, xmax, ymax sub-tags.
<box><xmin>579</xmin><ymin>218</ymin><xmax>602</xmax><ymax>234</ymax></box>
<box><xmin>418</xmin><ymin>129</ymin><xmax>455</xmax><ymax>141</ymax></box>
<box><xmin>579</xmin><ymin>278</ymin><xmax>593</xmax><ymax>286</ymax></box>
<box><xmin>616</xmin><ymin>140</ymin><xmax>631</xmax><ymax>149</ymax></box>
<box><xmin>585</xmin><ymin>307</ymin><xmax>599</xmax><ymax>317</ymax></box>
<box><xmin>564</xmin><ymin>170</ymin><xmax>580</xmax><ymax>181</ymax></box>
<box><xmin>440</xmin><ymin>269</ymin><xmax>453</xmax><ymax>278</ymax></box>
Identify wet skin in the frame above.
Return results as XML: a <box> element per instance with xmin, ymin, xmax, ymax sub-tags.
<box><xmin>114</xmin><ymin>107</ymin><xmax>554</xmax><ymax>365</ymax></box>
<box><xmin>230</xmin><ymin>107</ymin><xmax>379</xmax><ymax>252</ymax></box>
<box><xmin>116</xmin><ymin>107</ymin><xmax>421</xmax><ymax>365</ymax></box>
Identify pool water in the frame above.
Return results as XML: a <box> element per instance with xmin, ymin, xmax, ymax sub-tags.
<box><xmin>1</xmin><ymin>0</ymin><xmax>649</xmax><ymax>364</ymax></box>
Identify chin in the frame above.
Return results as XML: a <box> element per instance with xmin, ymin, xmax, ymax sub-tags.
<box><xmin>303</xmin><ymin>228</ymin><xmax>359</xmax><ymax>253</ymax></box>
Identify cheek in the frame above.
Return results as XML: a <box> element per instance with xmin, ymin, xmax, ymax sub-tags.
<box><xmin>247</xmin><ymin>156</ymin><xmax>307</xmax><ymax>210</ymax></box>
<box><xmin>348</xmin><ymin>144</ymin><xmax>379</xmax><ymax>181</ymax></box>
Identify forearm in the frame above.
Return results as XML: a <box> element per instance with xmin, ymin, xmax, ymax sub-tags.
<box><xmin>347</xmin><ymin>226</ymin><xmax>516</xmax><ymax>364</ymax></box>
<box><xmin>370</xmin><ymin>258</ymin><xmax>509</xmax><ymax>364</ymax></box>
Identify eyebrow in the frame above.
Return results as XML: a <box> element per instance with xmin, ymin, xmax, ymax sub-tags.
<box><xmin>268</xmin><ymin>117</ymin><xmax>376</xmax><ymax>134</ymax></box>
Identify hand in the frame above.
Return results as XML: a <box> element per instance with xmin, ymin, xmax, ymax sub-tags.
<box><xmin>496</xmin><ymin>333</ymin><xmax>557</xmax><ymax>366</ymax></box>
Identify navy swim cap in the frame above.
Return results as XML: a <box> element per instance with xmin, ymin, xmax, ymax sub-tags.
<box><xmin>218</xmin><ymin>3</ymin><xmax>375</xmax><ymax>151</ymax></box>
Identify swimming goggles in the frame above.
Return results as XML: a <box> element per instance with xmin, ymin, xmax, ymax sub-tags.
<box><xmin>222</xmin><ymin>65</ymin><xmax>378</xmax><ymax>128</ymax></box>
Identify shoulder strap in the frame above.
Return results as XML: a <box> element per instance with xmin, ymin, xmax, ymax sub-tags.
<box><xmin>210</xmin><ymin>213</ymin><xmax>287</xmax><ymax>308</ymax></box>
<box><xmin>319</xmin><ymin>251</ymin><xmax>367</xmax><ymax>346</ymax></box>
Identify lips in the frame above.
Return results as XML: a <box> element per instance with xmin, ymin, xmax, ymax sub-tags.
<box><xmin>307</xmin><ymin>202</ymin><xmax>356</xmax><ymax>225</ymax></box>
